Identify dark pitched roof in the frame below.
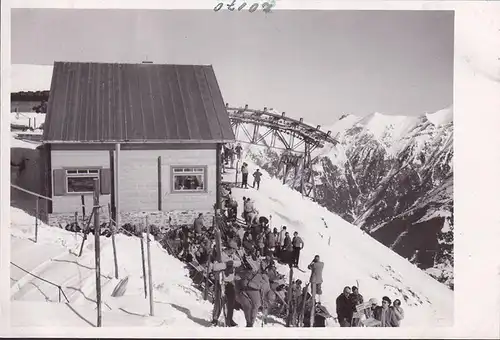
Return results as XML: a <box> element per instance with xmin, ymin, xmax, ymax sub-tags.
<box><xmin>42</xmin><ymin>62</ymin><xmax>235</xmax><ymax>143</ymax></box>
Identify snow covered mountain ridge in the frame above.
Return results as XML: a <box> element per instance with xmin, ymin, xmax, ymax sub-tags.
<box><xmin>246</xmin><ymin>106</ymin><xmax>454</xmax><ymax>289</ymax></box>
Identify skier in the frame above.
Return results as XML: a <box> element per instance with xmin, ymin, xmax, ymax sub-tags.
<box><xmin>241</xmin><ymin>162</ymin><xmax>249</xmax><ymax>189</ymax></box>
<box><xmin>252</xmin><ymin>169</ymin><xmax>262</xmax><ymax>190</ymax></box>
<box><xmin>307</xmin><ymin>255</ymin><xmax>324</xmax><ymax>303</ymax></box>
<box><xmin>291</xmin><ymin>231</ymin><xmax>304</xmax><ymax>268</ymax></box>
<box><xmin>211</xmin><ymin>259</ymin><xmax>240</xmax><ymax>327</ymax></box>
<box><xmin>336</xmin><ymin>286</ymin><xmax>353</xmax><ymax>327</ymax></box>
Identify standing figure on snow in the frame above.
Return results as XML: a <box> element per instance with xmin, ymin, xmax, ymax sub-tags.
<box><xmin>252</xmin><ymin>169</ymin><xmax>262</xmax><ymax>190</ymax></box>
<box><xmin>336</xmin><ymin>286</ymin><xmax>353</xmax><ymax>327</ymax></box>
<box><xmin>392</xmin><ymin>299</ymin><xmax>404</xmax><ymax>327</ymax></box>
<box><xmin>235</xmin><ymin>143</ymin><xmax>243</xmax><ymax>160</ymax></box>
<box><xmin>281</xmin><ymin>232</ymin><xmax>293</xmax><ymax>265</ymax></box>
<box><xmin>211</xmin><ymin>259</ymin><xmax>241</xmax><ymax>327</ymax></box>
<box><xmin>241</xmin><ymin>162</ymin><xmax>249</xmax><ymax>189</ymax></box>
<box><xmin>349</xmin><ymin>286</ymin><xmax>364</xmax><ymax>326</ymax></box>
<box><xmin>243</xmin><ymin>197</ymin><xmax>253</xmax><ymax>223</ymax></box>
<box><xmin>307</xmin><ymin>255</ymin><xmax>324</xmax><ymax>302</ymax></box>
<box><xmin>277</xmin><ymin>226</ymin><xmax>287</xmax><ymax>257</ymax></box>
<box><xmin>291</xmin><ymin>231</ymin><xmax>304</xmax><ymax>268</ymax></box>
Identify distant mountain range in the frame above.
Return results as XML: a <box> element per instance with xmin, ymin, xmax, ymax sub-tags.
<box><xmin>247</xmin><ymin>107</ymin><xmax>454</xmax><ymax>289</ymax></box>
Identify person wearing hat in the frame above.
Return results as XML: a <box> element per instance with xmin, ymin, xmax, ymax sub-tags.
<box><xmin>252</xmin><ymin>169</ymin><xmax>262</xmax><ymax>190</ymax></box>
<box><xmin>211</xmin><ymin>258</ymin><xmax>241</xmax><ymax>327</ymax></box>
<box><xmin>373</xmin><ymin>296</ymin><xmax>398</xmax><ymax>327</ymax></box>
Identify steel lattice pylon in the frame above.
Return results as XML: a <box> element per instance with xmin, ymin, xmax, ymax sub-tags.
<box><xmin>226</xmin><ymin>104</ymin><xmax>338</xmax><ymax>200</ymax></box>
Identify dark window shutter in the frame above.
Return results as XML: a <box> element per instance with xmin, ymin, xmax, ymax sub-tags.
<box><xmin>52</xmin><ymin>169</ymin><xmax>66</xmax><ymax>196</ymax></box>
<box><xmin>100</xmin><ymin>168</ymin><xmax>112</xmax><ymax>195</ymax></box>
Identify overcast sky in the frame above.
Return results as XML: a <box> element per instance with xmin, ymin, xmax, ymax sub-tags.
<box><xmin>12</xmin><ymin>9</ymin><xmax>454</xmax><ymax>124</ymax></box>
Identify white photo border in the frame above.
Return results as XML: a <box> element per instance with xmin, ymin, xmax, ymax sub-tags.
<box><xmin>2</xmin><ymin>0</ymin><xmax>500</xmax><ymax>338</ymax></box>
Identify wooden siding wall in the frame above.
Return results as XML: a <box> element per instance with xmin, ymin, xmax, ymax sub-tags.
<box><xmin>50</xmin><ymin>145</ymin><xmax>217</xmax><ymax>214</ymax></box>
<box><xmin>50</xmin><ymin>150</ymin><xmax>112</xmax><ymax>214</ymax></box>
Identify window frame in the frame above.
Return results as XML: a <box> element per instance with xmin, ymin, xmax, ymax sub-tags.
<box><xmin>170</xmin><ymin>165</ymin><xmax>208</xmax><ymax>194</ymax></box>
<box><xmin>63</xmin><ymin>167</ymin><xmax>102</xmax><ymax>195</ymax></box>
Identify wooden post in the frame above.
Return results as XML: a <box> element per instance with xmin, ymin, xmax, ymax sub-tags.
<box><xmin>146</xmin><ymin>217</ymin><xmax>154</xmax><ymax>316</ymax></box>
<box><xmin>110</xmin><ymin>206</ymin><xmax>119</xmax><ymax>280</ymax></box>
<box><xmin>216</xmin><ymin>144</ymin><xmax>222</xmax><ymax>210</ymax></box>
<box><xmin>140</xmin><ymin>226</ymin><xmax>148</xmax><ymax>299</ymax></box>
<box><xmin>108</xmin><ymin>151</ymin><xmax>119</xmax><ymax>279</ymax></box>
<box><xmin>93</xmin><ymin>179</ymin><xmax>102</xmax><ymax>327</ymax></box>
<box><xmin>235</xmin><ymin>160</ymin><xmax>239</xmax><ymax>185</ymax></box>
<box><xmin>34</xmin><ymin>198</ymin><xmax>39</xmax><ymax>243</ymax></box>
<box><xmin>310</xmin><ymin>283</ymin><xmax>316</xmax><ymax>328</ymax></box>
<box><xmin>81</xmin><ymin>195</ymin><xmax>86</xmax><ymax>221</ymax></box>
<box><xmin>286</xmin><ymin>266</ymin><xmax>294</xmax><ymax>327</ymax></box>
<box><xmin>157</xmin><ymin>156</ymin><xmax>162</xmax><ymax>210</ymax></box>
<box><xmin>78</xmin><ymin>209</ymin><xmax>95</xmax><ymax>257</ymax></box>
<box><xmin>203</xmin><ymin>264</ymin><xmax>209</xmax><ymax>301</ymax></box>
<box><xmin>115</xmin><ymin>143</ymin><xmax>121</xmax><ymax>232</ymax></box>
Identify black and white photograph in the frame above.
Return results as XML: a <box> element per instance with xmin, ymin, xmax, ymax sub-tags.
<box><xmin>3</xmin><ymin>2</ymin><xmax>499</xmax><ymax>335</ymax></box>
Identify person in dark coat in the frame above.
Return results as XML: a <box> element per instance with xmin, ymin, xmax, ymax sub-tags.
<box><xmin>291</xmin><ymin>231</ymin><xmax>304</xmax><ymax>268</ymax></box>
<box><xmin>281</xmin><ymin>232</ymin><xmax>293</xmax><ymax>264</ymax></box>
<box><xmin>252</xmin><ymin>169</ymin><xmax>262</xmax><ymax>190</ymax></box>
<box><xmin>349</xmin><ymin>286</ymin><xmax>364</xmax><ymax>326</ymax></box>
<box><xmin>265</xmin><ymin>228</ymin><xmax>276</xmax><ymax>257</ymax></box>
<box><xmin>241</xmin><ymin>162</ymin><xmax>249</xmax><ymax>189</ymax></box>
<box><xmin>336</xmin><ymin>286</ymin><xmax>353</xmax><ymax>327</ymax></box>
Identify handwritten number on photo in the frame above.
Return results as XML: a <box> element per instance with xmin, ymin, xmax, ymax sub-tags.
<box><xmin>213</xmin><ymin>1</ymin><xmax>274</xmax><ymax>13</ymax></box>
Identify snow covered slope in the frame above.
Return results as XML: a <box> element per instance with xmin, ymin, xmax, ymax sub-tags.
<box><xmin>223</xmin><ymin>161</ymin><xmax>453</xmax><ymax>326</ymax></box>
<box><xmin>10</xmin><ymin>207</ymin><xmax>219</xmax><ymax>327</ymax></box>
<box><xmin>247</xmin><ymin>105</ymin><xmax>454</xmax><ymax>289</ymax></box>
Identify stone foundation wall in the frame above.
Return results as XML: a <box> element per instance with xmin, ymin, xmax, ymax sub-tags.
<box><xmin>48</xmin><ymin>210</ymin><xmax>214</xmax><ymax>229</ymax></box>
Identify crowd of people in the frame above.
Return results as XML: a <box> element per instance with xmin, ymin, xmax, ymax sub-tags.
<box><xmin>162</xmin><ymin>156</ymin><xmax>407</xmax><ymax>328</ymax></box>
<box><xmin>335</xmin><ymin>286</ymin><xmax>405</xmax><ymax>327</ymax></box>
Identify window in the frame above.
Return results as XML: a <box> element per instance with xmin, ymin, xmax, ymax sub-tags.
<box><xmin>66</xmin><ymin>169</ymin><xmax>99</xmax><ymax>194</ymax></box>
<box><xmin>172</xmin><ymin>166</ymin><xmax>206</xmax><ymax>192</ymax></box>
